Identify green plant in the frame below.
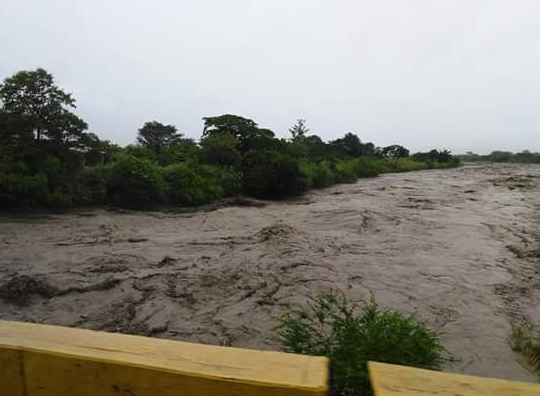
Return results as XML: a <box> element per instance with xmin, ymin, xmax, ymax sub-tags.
<box><xmin>75</xmin><ymin>167</ymin><xmax>109</xmax><ymax>205</ymax></box>
<box><xmin>276</xmin><ymin>291</ymin><xmax>444</xmax><ymax>396</ymax></box>
<box><xmin>199</xmin><ymin>133</ymin><xmax>241</xmax><ymax>168</ymax></box>
<box><xmin>163</xmin><ymin>163</ymin><xmax>222</xmax><ymax>206</ymax></box>
<box><xmin>106</xmin><ymin>154</ymin><xmax>164</xmax><ymax>208</ymax></box>
<box><xmin>242</xmin><ymin>150</ymin><xmax>304</xmax><ymax>198</ymax></box>
<box><xmin>350</xmin><ymin>157</ymin><xmax>382</xmax><ymax>177</ymax></box>
<box><xmin>511</xmin><ymin>322</ymin><xmax>540</xmax><ymax>372</ymax></box>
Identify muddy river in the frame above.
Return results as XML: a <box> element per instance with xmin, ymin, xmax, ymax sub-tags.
<box><xmin>1</xmin><ymin>163</ymin><xmax>539</xmax><ymax>381</ymax></box>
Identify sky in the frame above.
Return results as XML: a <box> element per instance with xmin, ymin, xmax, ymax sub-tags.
<box><xmin>1</xmin><ymin>1</ymin><xmax>539</xmax><ymax>154</ymax></box>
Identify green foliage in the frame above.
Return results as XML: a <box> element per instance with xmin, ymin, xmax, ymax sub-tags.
<box><xmin>198</xmin><ymin>165</ymin><xmax>242</xmax><ymax>197</ymax></box>
<box><xmin>380</xmin><ymin>145</ymin><xmax>410</xmax><ymax>159</ymax></box>
<box><xmin>0</xmin><ymin>159</ymin><xmax>48</xmax><ymax>207</ymax></box>
<box><xmin>511</xmin><ymin>322</ymin><xmax>540</xmax><ymax>372</ymax></box>
<box><xmin>106</xmin><ymin>154</ymin><xmax>164</xmax><ymax>208</ymax></box>
<box><xmin>349</xmin><ymin>157</ymin><xmax>384</xmax><ymax>177</ymax></box>
<box><xmin>330</xmin><ymin>133</ymin><xmax>365</xmax><ymax>158</ymax></box>
<box><xmin>44</xmin><ymin>188</ymin><xmax>74</xmax><ymax>208</ymax></box>
<box><xmin>378</xmin><ymin>158</ymin><xmax>429</xmax><ymax>172</ymax></box>
<box><xmin>411</xmin><ymin>149</ymin><xmax>453</xmax><ymax>164</ymax></box>
<box><xmin>0</xmin><ymin>68</ymin><xmax>462</xmax><ymax>209</ymax></box>
<box><xmin>202</xmin><ymin>114</ymin><xmax>277</xmax><ymax>153</ymax></box>
<box><xmin>199</xmin><ymin>133</ymin><xmax>241</xmax><ymax>167</ymax></box>
<box><xmin>75</xmin><ymin>167</ymin><xmax>109</xmax><ymax>205</ymax></box>
<box><xmin>163</xmin><ymin>164</ymin><xmax>222</xmax><ymax>206</ymax></box>
<box><xmin>300</xmin><ymin>161</ymin><xmax>335</xmax><ymax>188</ymax></box>
<box><xmin>242</xmin><ymin>150</ymin><xmax>304</xmax><ymax>198</ymax></box>
<box><xmin>276</xmin><ymin>291</ymin><xmax>444</xmax><ymax>396</ymax></box>
<box><xmin>460</xmin><ymin>150</ymin><xmax>540</xmax><ymax>164</ymax></box>
<box><xmin>137</xmin><ymin>121</ymin><xmax>183</xmax><ymax>154</ymax></box>
<box><xmin>333</xmin><ymin>161</ymin><xmax>358</xmax><ymax>183</ymax></box>
<box><xmin>0</xmin><ymin>68</ymin><xmax>87</xmax><ymax>151</ymax></box>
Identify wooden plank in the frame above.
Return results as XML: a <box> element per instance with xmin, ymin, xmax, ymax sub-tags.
<box><xmin>368</xmin><ymin>361</ymin><xmax>540</xmax><ymax>396</ymax></box>
<box><xmin>0</xmin><ymin>321</ymin><xmax>329</xmax><ymax>396</ymax></box>
<box><xmin>0</xmin><ymin>348</ymin><xmax>26</xmax><ymax>396</ymax></box>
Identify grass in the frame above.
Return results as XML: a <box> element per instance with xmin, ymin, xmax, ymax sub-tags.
<box><xmin>275</xmin><ymin>291</ymin><xmax>444</xmax><ymax>396</ymax></box>
<box><xmin>511</xmin><ymin>321</ymin><xmax>540</xmax><ymax>372</ymax></box>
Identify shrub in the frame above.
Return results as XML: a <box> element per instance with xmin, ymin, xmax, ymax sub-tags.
<box><xmin>349</xmin><ymin>157</ymin><xmax>383</xmax><ymax>177</ymax></box>
<box><xmin>242</xmin><ymin>150</ymin><xmax>304</xmax><ymax>198</ymax></box>
<box><xmin>75</xmin><ymin>167</ymin><xmax>108</xmax><ymax>205</ymax></box>
<box><xmin>333</xmin><ymin>161</ymin><xmax>357</xmax><ymax>183</ymax></box>
<box><xmin>379</xmin><ymin>158</ymin><xmax>428</xmax><ymax>172</ymax></box>
<box><xmin>511</xmin><ymin>322</ymin><xmax>540</xmax><ymax>372</ymax></box>
<box><xmin>44</xmin><ymin>188</ymin><xmax>73</xmax><ymax>207</ymax></box>
<box><xmin>163</xmin><ymin>163</ymin><xmax>222</xmax><ymax>206</ymax></box>
<box><xmin>106</xmin><ymin>154</ymin><xmax>164</xmax><ymax>208</ymax></box>
<box><xmin>199</xmin><ymin>165</ymin><xmax>241</xmax><ymax>197</ymax></box>
<box><xmin>0</xmin><ymin>159</ymin><xmax>48</xmax><ymax>207</ymax></box>
<box><xmin>199</xmin><ymin>133</ymin><xmax>241</xmax><ymax>168</ymax></box>
<box><xmin>276</xmin><ymin>291</ymin><xmax>444</xmax><ymax>396</ymax></box>
<box><xmin>311</xmin><ymin>162</ymin><xmax>334</xmax><ymax>188</ymax></box>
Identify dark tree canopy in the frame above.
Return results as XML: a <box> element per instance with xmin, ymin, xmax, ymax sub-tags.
<box><xmin>330</xmin><ymin>133</ymin><xmax>364</xmax><ymax>157</ymax></box>
<box><xmin>202</xmin><ymin>114</ymin><xmax>276</xmax><ymax>153</ymax></box>
<box><xmin>137</xmin><ymin>121</ymin><xmax>182</xmax><ymax>154</ymax></box>
<box><xmin>0</xmin><ymin>68</ymin><xmax>87</xmax><ymax>148</ymax></box>
<box><xmin>381</xmin><ymin>145</ymin><xmax>410</xmax><ymax>159</ymax></box>
<box><xmin>199</xmin><ymin>133</ymin><xmax>241</xmax><ymax>167</ymax></box>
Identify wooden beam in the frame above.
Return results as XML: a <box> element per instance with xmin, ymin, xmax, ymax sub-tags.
<box><xmin>0</xmin><ymin>320</ymin><xmax>329</xmax><ymax>396</ymax></box>
<box><xmin>368</xmin><ymin>361</ymin><xmax>540</xmax><ymax>396</ymax></box>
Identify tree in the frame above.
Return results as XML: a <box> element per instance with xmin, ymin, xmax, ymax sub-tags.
<box><xmin>202</xmin><ymin>114</ymin><xmax>276</xmax><ymax>153</ymax></box>
<box><xmin>381</xmin><ymin>145</ymin><xmax>410</xmax><ymax>159</ymax></box>
<box><xmin>0</xmin><ymin>109</ymin><xmax>33</xmax><ymax>157</ymax></box>
<box><xmin>330</xmin><ymin>133</ymin><xmax>364</xmax><ymax>157</ymax></box>
<box><xmin>0</xmin><ymin>68</ymin><xmax>87</xmax><ymax>149</ymax></box>
<box><xmin>137</xmin><ymin>121</ymin><xmax>182</xmax><ymax>154</ymax></box>
<box><xmin>289</xmin><ymin>119</ymin><xmax>309</xmax><ymax>141</ymax></box>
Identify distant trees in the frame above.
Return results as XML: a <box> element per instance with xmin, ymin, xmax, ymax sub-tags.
<box><xmin>0</xmin><ymin>68</ymin><xmax>461</xmax><ymax>209</ymax></box>
<box><xmin>137</xmin><ymin>121</ymin><xmax>182</xmax><ymax>154</ymax></box>
<box><xmin>381</xmin><ymin>145</ymin><xmax>409</xmax><ymax>159</ymax></box>
<box><xmin>202</xmin><ymin>114</ymin><xmax>276</xmax><ymax>153</ymax></box>
<box><xmin>411</xmin><ymin>149</ymin><xmax>453</xmax><ymax>164</ymax></box>
<box><xmin>459</xmin><ymin>150</ymin><xmax>540</xmax><ymax>164</ymax></box>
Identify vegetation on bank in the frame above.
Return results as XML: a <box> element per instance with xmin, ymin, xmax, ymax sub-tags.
<box><xmin>511</xmin><ymin>321</ymin><xmax>540</xmax><ymax>373</ymax></box>
<box><xmin>276</xmin><ymin>291</ymin><xmax>444</xmax><ymax>396</ymax></box>
<box><xmin>0</xmin><ymin>68</ymin><xmax>460</xmax><ymax>209</ymax></box>
<box><xmin>459</xmin><ymin>151</ymin><xmax>540</xmax><ymax>164</ymax></box>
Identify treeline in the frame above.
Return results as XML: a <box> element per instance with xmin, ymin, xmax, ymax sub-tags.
<box><xmin>459</xmin><ymin>151</ymin><xmax>540</xmax><ymax>164</ymax></box>
<box><xmin>0</xmin><ymin>69</ymin><xmax>460</xmax><ymax>209</ymax></box>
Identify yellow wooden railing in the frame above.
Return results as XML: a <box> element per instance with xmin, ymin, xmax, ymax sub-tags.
<box><xmin>368</xmin><ymin>361</ymin><xmax>540</xmax><ymax>396</ymax></box>
<box><xmin>0</xmin><ymin>321</ymin><xmax>328</xmax><ymax>396</ymax></box>
<box><xmin>1</xmin><ymin>320</ymin><xmax>539</xmax><ymax>396</ymax></box>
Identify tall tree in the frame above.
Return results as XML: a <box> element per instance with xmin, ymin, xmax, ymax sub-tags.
<box><xmin>0</xmin><ymin>68</ymin><xmax>87</xmax><ymax>148</ymax></box>
<box><xmin>137</xmin><ymin>121</ymin><xmax>182</xmax><ymax>154</ymax></box>
<box><xmin>202</xmin><ymin>114</ymin><xmax>276</xmax><ymax>153</ymax></box>
<box><xmin>289</xmin><ymin>119</ymin><xmax>309</xmax><ymax>141</ymax></box>
<box><xmin>330</xmin><ymin>133</ymin><xmax>364</xmax><ymax>157</ymax></box>
<box><xmin>381</xmin><ymin>145</ymin><xmax>410</xmax><ymax>159</ymax></box>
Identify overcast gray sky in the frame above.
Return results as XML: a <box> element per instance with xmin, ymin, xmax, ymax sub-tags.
<box><xmin>1</xmin><ymin>1</ymin><xmax>539</xmax><ymax>153</ymax></box>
